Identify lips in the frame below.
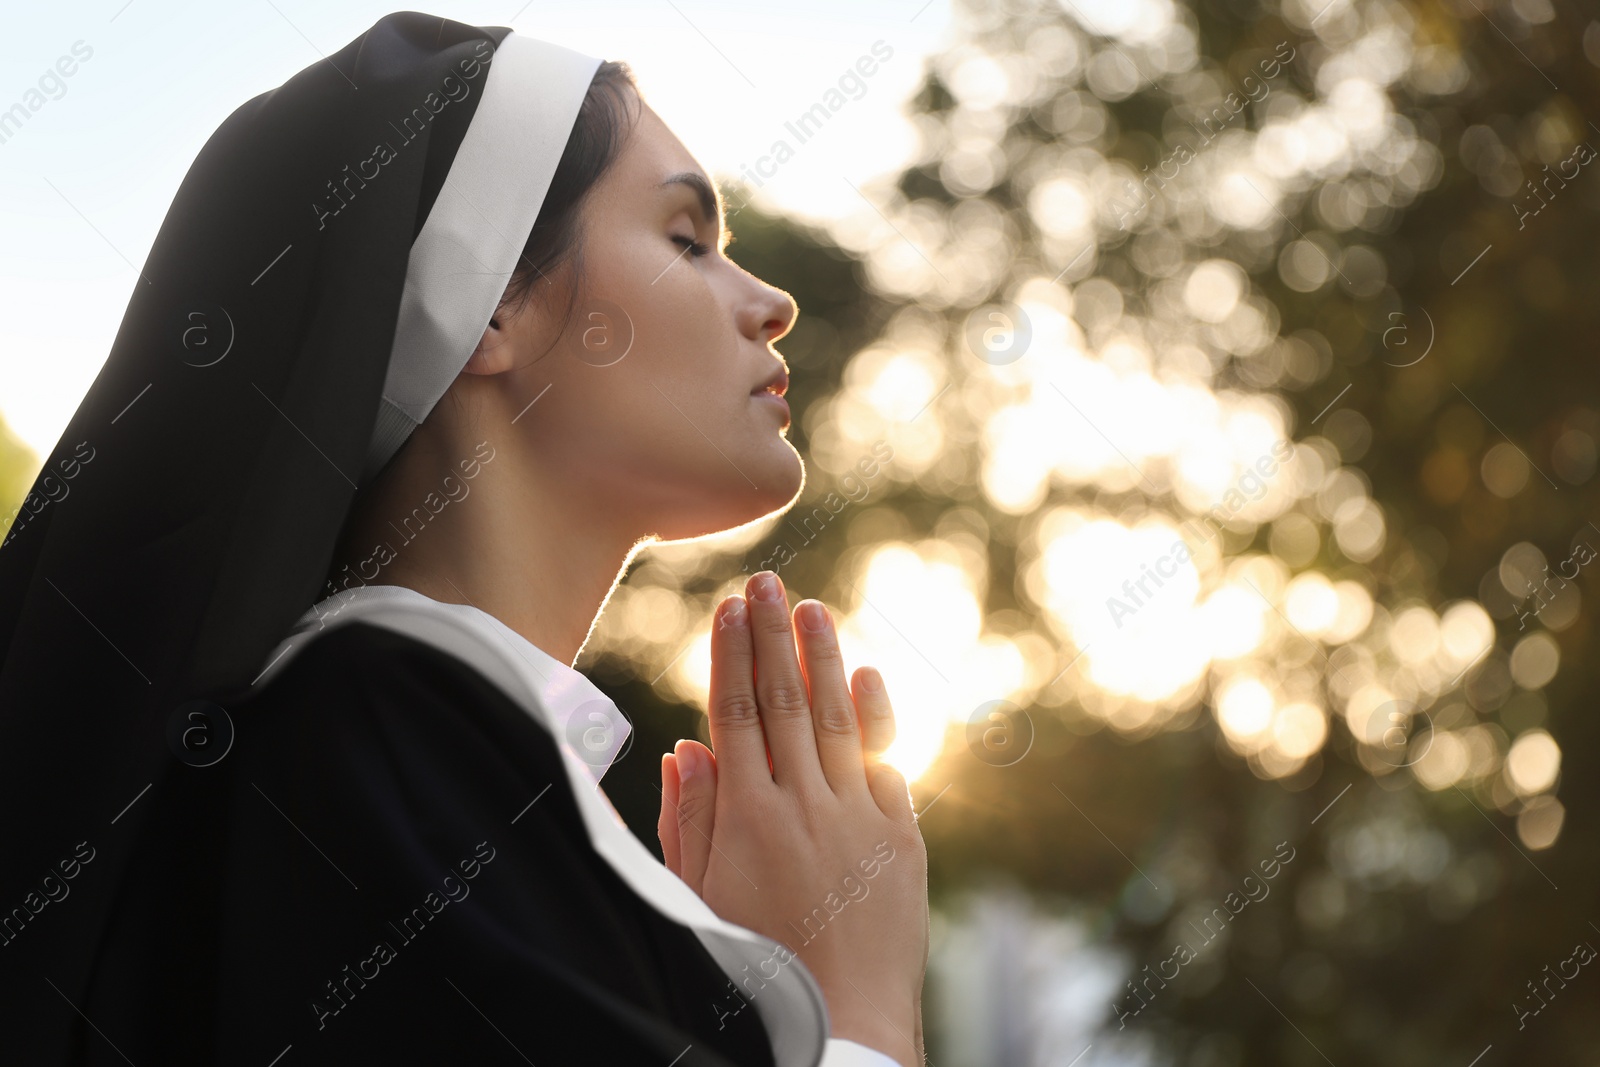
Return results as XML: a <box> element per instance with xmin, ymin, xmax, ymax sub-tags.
<box><xmin>751</xmin><ymin>367</ymin><xmax>788</xmax><ymax>398</ymax></box>
<box><xmin>751</xmin><ymin>368</ymin><xmax>790</xmax><ymax>428</ymax></box>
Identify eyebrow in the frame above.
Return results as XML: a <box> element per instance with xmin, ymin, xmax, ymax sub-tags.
<box><xmin>660</xmin><ymin>171</ymin><xmax>732</xmax><ymax>250</ymax></box>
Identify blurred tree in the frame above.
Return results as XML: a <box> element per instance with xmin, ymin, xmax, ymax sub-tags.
<box><xmin>589</xmin><ymin>1</ymin><xmax>1600</xmax><ymax>1061</ymax></box>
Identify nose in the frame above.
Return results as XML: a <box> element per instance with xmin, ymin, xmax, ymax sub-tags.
<box><xmin>737</xmin><ymin>273</ymin><xmax>798</xmax><ymax>347</ymax></box>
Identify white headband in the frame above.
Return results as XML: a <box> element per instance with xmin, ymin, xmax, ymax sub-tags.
<box><xmin>362</xmin><ymin>32</ymin><xmax>602</xmax><ymax>484</ymax></box>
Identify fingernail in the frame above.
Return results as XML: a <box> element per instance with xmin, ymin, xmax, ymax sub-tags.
<box><xmin>750</xmin><ymin>571</ymin><xmax>782</xmax><ymax>603</ymax></box>
<box><xmin>718</xmin><ymin>596</ymin><xmax>748</xmax><ymax>629</ymax></box>
<box><xmin>798</xmin><ymin>600</ymin><xmax>829</xmax><ymax>632</ymax></box>
<box><xmin>861</xmin><ymin>668</ymin><xmax>883</xmax><ymax>693</ymax></box>
<box><xmin>675</xmin><ymin>741</ymin><xmax>698</xmax><ymax>780</ymax></box>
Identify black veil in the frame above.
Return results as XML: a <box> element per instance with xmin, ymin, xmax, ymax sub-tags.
<box><xmin>0</xmin><ymin>9</ymin><xmax>583</xmax><ymax>1038</ymax></box>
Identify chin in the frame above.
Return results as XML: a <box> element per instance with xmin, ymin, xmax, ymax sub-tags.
<box><xmin>654</xmin><ymin>447</ymin><xmax>805</xmax><ymax>544</ymax></box>
<box><xmin>764</xmin><ymin>437</ymin><xmax>806</xmax><ymax>504</ymax></box>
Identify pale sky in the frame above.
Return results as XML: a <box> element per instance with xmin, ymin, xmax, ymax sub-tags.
<box><xmin>0</xmin><ymin>0</ymin><xmax>950</xmax><ymax>459</ymax></box>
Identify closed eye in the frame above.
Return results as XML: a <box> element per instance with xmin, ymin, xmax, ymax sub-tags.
<box><xmin>672</xmin><ymin>234</ymin><xmax>711</xmax><ymax>258</ymax></box>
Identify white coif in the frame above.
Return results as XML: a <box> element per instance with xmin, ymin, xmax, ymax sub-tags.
<box><xmin>363</xmin><ymin>33</ymin><xmax>601</xmax><ymax>484</ymax></box>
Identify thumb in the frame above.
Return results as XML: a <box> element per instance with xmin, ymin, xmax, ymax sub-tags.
<box><xmin>673</xmin><ymin>739</ymin><xmax>718</xmax><ymax>896</ymax></box>
<box><xmin>867</xmin><ymin>759</ymin><xmax>913</xmax><ymax>824</ymax></box>
<box><xmin>658</xmin><ymin>753</ymin><xmax>683</xmax><ymax>877</ymax></box>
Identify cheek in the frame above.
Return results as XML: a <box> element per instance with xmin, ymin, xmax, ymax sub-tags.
<box><xmin>613</xmin><ymin>251</ymin><xmax>728</xmax><ymax>366</ymax></box>
<box><xmin>537</xmin><ymin>312</ymin><xmax>728</xmax><ymax>485</ymax></box>
<box><xmin>541</xmin><ymin>236</ymin><xmax>799</xmax><ymax>513</ymax></box>
<box><xmin>583</xmin><ymin>243</ymin><xmax>742</xmax><ymax>415</ymax></box>
<box><xmin>570</xmin><ymin>231</ymin><xmax>721</xmax><ymax>376</ymax></box>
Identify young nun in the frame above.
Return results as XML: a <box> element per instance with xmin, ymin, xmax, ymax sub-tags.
<box><xmin>0</xmin><ymin>12</ymin><xmax>927</xmax><ymax>1065</ymax></box>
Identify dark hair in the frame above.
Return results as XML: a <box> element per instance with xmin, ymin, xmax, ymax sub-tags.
<box><xmin>496</xmin><ymin>60</ymin><xmax>639</xmax><ymax>326</ymax></box>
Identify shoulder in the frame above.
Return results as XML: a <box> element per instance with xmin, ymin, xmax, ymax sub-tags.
<box><xmin>245</xmin><ymin>618</ymin><xmax>538</xmax><ymax>737</ymax></box>
<box><xmin>248</xmin><ymin>593</ymin><xmax>560</xmax><ymax>734</ymax></box>
<box><xmin>231</xmin><ymin>619</ymin><xmax>570</xmax><ymax>814</ymax></box>
<box><xmin>182</xmin><ymin>623</ymin><xmax>760</xmax><ymax>1065</ymax></box>
<box><xmin>218</xmin><ymin>619</ymin><xmax>597</xmax><ymax>921</ymax></box>
<box><xmin>259</xmin><ymin>615</ymin><xmax>512</xmax><ymax>699</ymax></box>
<box><xmin>191</xmin><ymin>620</ymin><xmax>780</xmax><ymax>1067</ymax></box>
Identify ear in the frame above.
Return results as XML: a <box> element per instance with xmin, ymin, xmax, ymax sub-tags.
<box><xmin>462</xmin><ymin>314</ymin><xmax>515</xmax><ymax>376</ymax></box>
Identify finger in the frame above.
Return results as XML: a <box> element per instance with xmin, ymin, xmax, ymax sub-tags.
<box><xmin>658</xmin><ymin>753</ymin><xmax>682</xmax><ymax>876</ymax></box>
<box><xmin>867</xmin><ymin>759</ymin><xmax>914</xmax><ymax>823</ymax></box>
<box><xmin>706</xmin><ymin>594</ymin><xmax>770</xmax><ymax>791</ymax></box>
<box><xmin>793</xmin><ymin>600</ymin><xmax>868</xmax><ymax>797</ymax></box>
<box><xmin>851</xmin><ymin>667</ymin><xmax>897</xmax><ymax>756</ymax></box>
<box><xmin>746</xmin><ymin>571</ymin><xmax>825</xmax><ymax>791</ymax></box>
<box><xmin>673</xmin><ymin>739</ymin><xmax>718</xmax><ymax>895</ymax></box>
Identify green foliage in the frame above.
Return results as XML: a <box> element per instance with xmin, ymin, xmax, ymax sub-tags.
<box><xmin>0</xmin><ymin>411</ymin><xmax>39</xmax><ymax>542</ymax></box>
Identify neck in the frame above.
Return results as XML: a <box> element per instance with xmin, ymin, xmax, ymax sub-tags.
<box><xmin>327</xmin><ymin>433</ymin><xmax>642</xmax><ymax>666</ymax></box>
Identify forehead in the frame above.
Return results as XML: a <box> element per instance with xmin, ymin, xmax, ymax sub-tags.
<box><xmin>628</xmin><ymin>103</ymin><xmax>701</xmax><ymax>174</ymax></box>
<box><xmin>582</xmin><ymin>99</ymin><xmax>729</xmax><ymax>250</ymax></box>
<box><xmin>612</xmin><ymin>104</ymin><xmax>717</xmax><ymax>208</ymax></box>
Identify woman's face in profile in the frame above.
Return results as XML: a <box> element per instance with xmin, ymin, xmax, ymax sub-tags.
<box><xmin>487</xmin><ymin>99</ymin><xmax>805</xmax><ymax>543</ymax></box>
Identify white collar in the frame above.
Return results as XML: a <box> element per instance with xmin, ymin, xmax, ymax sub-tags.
<box><xmin>273</xmin><ymin>583</ymin><xmax>632</xmax><ymax>786</ymax></box>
